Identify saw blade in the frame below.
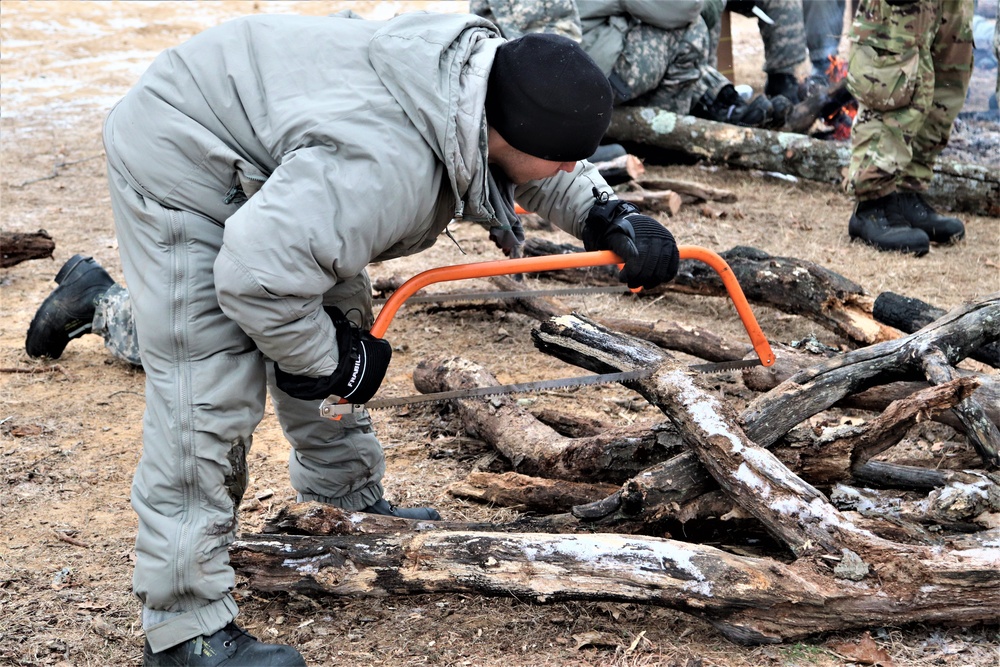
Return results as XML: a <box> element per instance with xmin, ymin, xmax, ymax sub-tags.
<box><xmin>373</xmin><ymin>285</ymin><xmax>633</xmax><ymax>305</ymax></box>
<box><xmin>319</xmin><ymin>369</ymin><xmax>653</xmax><ymax>417</ymax></box>
<box><xmin>687</xmin><ymin>359</ymin><xmax>763</xmax><ymax>373</ymax></box>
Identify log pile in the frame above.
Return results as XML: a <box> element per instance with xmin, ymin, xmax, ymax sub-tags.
<box><xmin>231</xmin><ymin>245</ymin><xmax>1000</xmax><ymax>644</ymax></box>
<box><xmin>605</xmin><ymin>108</ymin><xmax>1000</xmax><ymax>217</ymax></box>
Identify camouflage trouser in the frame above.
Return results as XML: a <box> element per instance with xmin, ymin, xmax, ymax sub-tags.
<box><xmin>756</xmin><ymin>0</ymin><xmax>810</xmax><ymax>74</ymax></box>
<box><xmin>611</xmin><ymin>18</ymin><xmax>730</xmax><ymax>112</ymax></box>
<box><xmin>707</xmin><ymin>0</ymin><xmax>808</xmax><ymax>75</ymax></box>
<box><xmin>846</xmin><ymin>0</ymin><xmax>974</xmax><ymax>199</ymax></box>
<box><xmin>93</xmin><ymin>283</ymin><xmax>142</xmax><ymax>367</ymax></box>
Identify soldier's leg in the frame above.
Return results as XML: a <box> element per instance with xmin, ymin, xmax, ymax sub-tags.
<box><xmin>759</xmin><ymin>0</ymin><xmax>809</xmax><ymax>100</ymax></box>
<box><xmin>900</xmin><ymin>0</ymin><xmax>973</xmax><ymax>190</ymax></box>
<box><xmin>846</xmin><ymin>0</ymin><xmax>932</xmax><ymax>199</ymax></box>
<box><xmin>92</xmin><ymin>284</ymin><xmax>143</xmax><ymax>367</ymax></box>
<box><xmin>623</xmin><ymin>19</ymin><xmax>712</xmax><ymax>113</ymax></box>
<box><xmin>269</xmin><ymin>273</ymin><xmax>440</xmax><ymax>520</ymax></box>
<box><xmin>270</xmin><ymin>272</ymin><xmax>386</xmax><ymax>509</ymax></box>
<box><xmin>844</xmin><ymin>0</ymin><xmax>931</xmax><ymax>254</ymax></box>
<box><xmin>107</xmin><ymin>160</ymin><xmax>267</xmax><ymax>653</ymax></box>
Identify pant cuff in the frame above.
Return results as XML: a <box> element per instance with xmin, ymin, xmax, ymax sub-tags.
<box><xmin>144</xmin><ymin>595</ymin><xmax>239</xmax><ymax>653</ymax></box>
<box><xmin>297</xmin><ymin>481</ymin><xmax>383</xmax><ymax>511</ymax></box>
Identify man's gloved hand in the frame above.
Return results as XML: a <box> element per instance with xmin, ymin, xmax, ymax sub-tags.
<box><xmin>582</xmin><ymin>194</ymin><xmax>680</xmax><ymax>290</ymax></box>
<box><xmin>274</xmin><ymin>306</ymin><xmax>392</xmax><ymax>402</ymax></box>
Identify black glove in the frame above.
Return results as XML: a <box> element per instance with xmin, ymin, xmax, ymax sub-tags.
<box><xmin>274</xmin><ymin>306</ymin><xmax>392</xmax><ymax>403</ymax></box>
<box><xmin>582</xmin><ymin>193</ymin><xmax>680</xmax><ymax>290</ymax></box>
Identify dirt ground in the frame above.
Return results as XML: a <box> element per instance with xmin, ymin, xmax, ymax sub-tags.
<box><xmin>2</xmin><ymin>2</ymin><xmax>999</xmax><ymax>666</ymax></box>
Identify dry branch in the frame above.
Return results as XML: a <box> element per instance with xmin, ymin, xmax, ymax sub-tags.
<box><xmin>742</xmin><ymin>293</ymin><xmax>1000</xmax><ymax>451</ymax></box>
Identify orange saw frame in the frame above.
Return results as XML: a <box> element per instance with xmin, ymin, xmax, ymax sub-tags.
<box><xmin>370</xmin><ymin>247</ymin><xmax>775</xmax><ymax>367</ymax></box>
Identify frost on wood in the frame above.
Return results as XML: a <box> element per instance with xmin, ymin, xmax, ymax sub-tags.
<box><xmin>234</xmin><ymin>295</ymin><xmax>1000</xmax><ymax>644</ymax></box>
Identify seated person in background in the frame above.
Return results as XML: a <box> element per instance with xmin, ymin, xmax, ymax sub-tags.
<box><xmin>472</xmin><ymin>0</ymin><xmax>793</xmax><ymax>128</ymax></box>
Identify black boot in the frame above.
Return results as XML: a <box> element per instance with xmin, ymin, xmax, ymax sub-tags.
<box><xmin>25</xmin><ymin>254</ymin><xmax>114</xmax><ymax>359</ymax></box>
<box><xmin>692</xmin><ymin>85</ymin><xmax>775</xmax><ymax>128</ymax></box>
<box><xmin>142</xmin><ymin>623</ymin><xmax>306</xmax><ymax>666</ymax></box>
<box><xmin>848</xmin><ymin>195</ymin><xmax>929</xmax><ymax>256</ymax></box>
<box><xmin>893</xmin><ymin>191</ymin><xmax>965</xmax><ymax>244</ymax></box>
<box><xmin>362</xmin><ymin>498</ymin><xmax>441</xmax><ymax>520</ymax></box>
<box><xmin>765</xmin><ymin>72</ymin><xmax>800</xmax><ymax>104</ymax></box>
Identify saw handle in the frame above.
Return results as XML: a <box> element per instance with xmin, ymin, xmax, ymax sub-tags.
<box><xmin>371</xmin><ymin>247</ymin><xmax>775</xmax><ymax>366</ymax></box>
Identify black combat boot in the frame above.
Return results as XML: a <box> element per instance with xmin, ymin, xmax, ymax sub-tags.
<box><xmin>142</xmin><ymin>623</ymin><xmax>306</xmax><ymax>666</ymax></box>
<box><xmin>765</xmin><ymin>72</ymin><xmax>800</xmax><ymax>104</ymax></box>
<box><xmin>893</xmin><ymin>191</ymin><xmax>965</xmax><ymax>244</ymax></box>
<box><xmin>692</xmin><ymin>84</ymin><xmax>776</xmax><ymax>128</ymax></box>
<box><xmin>848</xmin><ymin>194</ymin><xmax>929</xmax><ymax>256</ymax></box>
<box><xmin>362</xmin><ymin>498</ymin><xmax>442</xmax><ymax>520</ymax></box>
<box><xmin>25</xmin><ymin>254</ymin><xmax>115</xmax><ymax>359</ymax></box>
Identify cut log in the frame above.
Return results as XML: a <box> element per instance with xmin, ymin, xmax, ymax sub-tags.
<box><xmin>1</xmin><ymin>230</ymin><xmax>55</xmax><ymax>268</ymax></box>
<box><xmin>605</xmin><ymin>108</ymin><xmax>1000</xmax><ymax>216</ymax></box>
<box><xmin>410</xmin><ymin>357</ymin><xmax>683</xmax><ymax>483</ymax></box>
<box><xmin>616</xmin><ymin>188</ymin><xmax>683</xmax><ymax>216</ymax></box>
<box><xmin>592</xmin><ymin>152</ymin><xmax>645</xmax><ymax>185</ymax></box>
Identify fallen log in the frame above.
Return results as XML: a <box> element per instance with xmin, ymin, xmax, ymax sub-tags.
<box><xmin>448</xmin><ymin>471</ymin><xmax>618</xmax><ymax>513</ymax></box>
<box><xmin>605</xmin><ymin>108</ymin><xmax>1000</xmax><ymax>216</ymax></box>
<box><xmin>1</xmin><ymin>230</ymin><xmax>55</xmax><ymax>267</ymax></box>
<box><xmin>408</xmin><ymin>356</ymin><xmax>682</xmax><ymax>484</ymax></box>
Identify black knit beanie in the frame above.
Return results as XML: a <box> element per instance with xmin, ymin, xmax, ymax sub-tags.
<box><xmin>486</xmin><ymin>33</ymin><xmax>613</xmax><ymax>162</ymax></box>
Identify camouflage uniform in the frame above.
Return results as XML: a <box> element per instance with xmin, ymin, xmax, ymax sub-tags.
<box><xmin>472</xmin><ymin>0</ymin><xmax>731</xmax><ymax>113</ymax></box>
<box><xmin>846</xmin><ymin>0</ymin><xmax>974</xmax><ymax>199</ymax></box>
<box><xmin>93</xmin><ymin>283</ymin><xmax>142</xmax><ymax>367</ymax></box>
<box><xmin>757</xmin><ymin>0</ymin><xmax>810</xmax><ymax>74</ymax></box>
<box><xmin>705</xmin><ymin>0</ymin><xmax>809</xmax><ymax>75</ymax></box>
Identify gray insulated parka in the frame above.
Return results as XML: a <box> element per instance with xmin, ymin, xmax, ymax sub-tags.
<box><xmin>103</xmin><ymin>11</ymin><xmax>610</xmax><ymax>379</ymax></box>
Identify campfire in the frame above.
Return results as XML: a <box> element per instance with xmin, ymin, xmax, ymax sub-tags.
<box><xmin>822</xmin><ymin>55</ymin><xmax>858</xmax><ymax>140</ymax></box>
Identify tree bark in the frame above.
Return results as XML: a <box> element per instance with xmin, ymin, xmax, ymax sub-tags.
<box><xmin>605</xmin><ymin>108</ymin><xmax>1000</xmax><ymax>216</ymax></box>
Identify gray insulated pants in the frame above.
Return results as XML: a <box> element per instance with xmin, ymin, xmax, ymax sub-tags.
<box><xmin>105</xmin><ymin>144</ymin><xmax>386</xmax><ymax>652</ymax></box>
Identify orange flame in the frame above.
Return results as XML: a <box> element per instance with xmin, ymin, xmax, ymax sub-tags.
<box><xmin>826</xmin><ymin>55</ymin><xmax>848</xmax><ymax>84</ymax></box>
